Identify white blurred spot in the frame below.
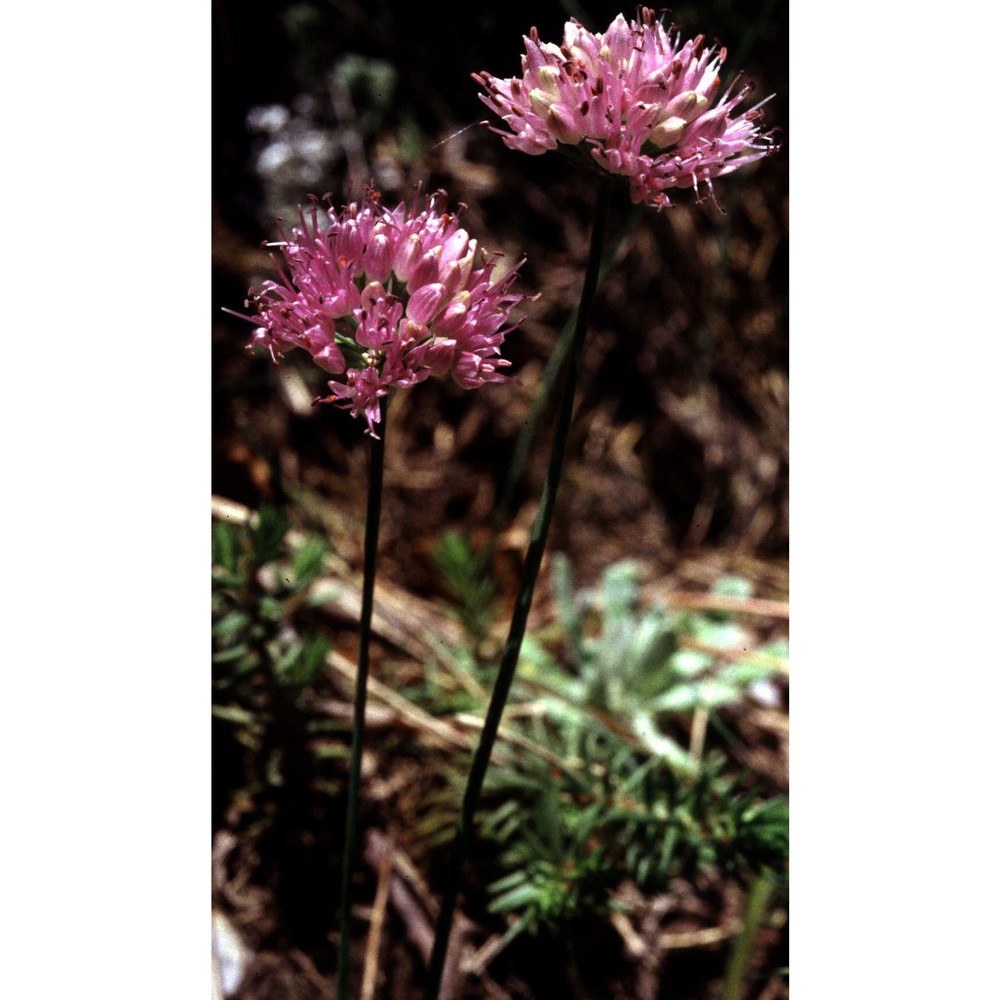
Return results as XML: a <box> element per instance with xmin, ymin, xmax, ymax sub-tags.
<box><xmin>748</xmin><ymin>678</ymin><xmax>782</xmax><ymax>707</ymax></box>
<box><xmin>212</xmin><ymin>910</ymin><xmax>252</xmax><ymax>998</ymax></box>
<box><xmin>257</xmin><ymin>141</ymin><xmax>292</xmax><ymax>176</ymax></box>
<box><xmin>246</xmin><ymin>104</ymin><xmax>291</xmax><ymax>134</ymax></box>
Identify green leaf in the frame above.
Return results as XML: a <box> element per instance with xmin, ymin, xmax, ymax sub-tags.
<box><xmin>489</xmin><ymin>870</ymin><xmax>530</xmax><ymax>894</ymax></box>
<box><xmin>212</xmin><ymin>704</ymin><xmax>258</xmax><ymax>726</ymax></box>
<box><xmin>601</xmin><ymin>561</ymin><xmax>641</xmax><ymax>618</ymax></box>
<box><xmin>251</xmin><ymin>506</ymin><xmax>288</xmax><ymax>564</ymax></box>
<box><xmin>280</xmin><ymin>634</ymin><xmax>330</xmax><ymax>686</ymax></box>
<box><xmin>489</xmin><ymin>882</ymin><xmax>540</xmax><ymax>915</ymax></box>
<box><xmin>649</xmin><ymin>684</ymin><xmax>703</xmax><ymax>713</ymax></box>
<box><xmin>292</xmin><ymin>537</ymin><xmax>328</xmax><ymax>586</ymax></box>
<box><xmin>711</xmin><ymin>575</ymin><xmax>754</xmax><ymax>599</ymax></box>
<box><xmin>551</xmin><ymin>553</ymin><xmax>584</xmax><ymax>668</ymax></box>
<box><xmin>716</xmin><ymin>661</ymin><xmax>780</xmax><ymax>687</ymax></box>
<box><xmin>670</xmin><ymin>648</ymin><xmax>713</xmax><ymax>678</ymax></box>
<box><xmin>213</xmin><ymin>609</ymin><xmax>250</xmax><ymax>643</ymax></box>
<box><xmin>691</xmin><ymin>618</ymin><xmax>745</xmax><ymax>650</ymax></box>
<box><xmin>761</xmin><ymin>638</ymin><xmax>790</xmax><ymax>658</ymax></box>
<box><xmin>212</xmin><ymin>522</ymin><xmax>239</xmax><ymax>573</ymax></box>
<box><xmin>212</xmin><ymin>643</ymin><xmax>251</xmax><ymax>666</ymax></box>
<box><xmin>430</xmin><ymin>529</ymin><xmax>496</xmax><ymax>640</ymax></box>
<box><xmin>625</xmin><ymin>609</ymin><xmax>679</xmax><ymax>697</ymax></box>
<box><xmin>258</xmin><ymin>595</ymin><xmax>284</xmax><ymax>622</ymax></box>
<box><xmin>631</xmin><ymin>714</ymin><xmax>694</xmax><ymax>769</ymax></box>
<box><xmin>648</xmin><ymin>676</ymin><xmax>742</xmax><ymax>712</ymax></box>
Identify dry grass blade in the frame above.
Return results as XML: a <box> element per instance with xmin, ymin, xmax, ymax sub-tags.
<box><xmin>660</xmin><ymin>924</ymin><xmax>739</xmax><ymax>951</ymax></box>
<box><xmin>364</xmin><ymin>831</ymin><xmax>473</xmax><ymax>1000</ymax></box>
<box><xmin>648</xmin><ymin>589</ymin><xmax>789</xmax><ymax>619</ymax></box>
<box><xmin>361</xmin><ymin>836</ymin><xmax>395</xmax><ymax>1000</ymax></box>
<box><xmin>326</xmin><ymin>649</ymin><xmax>470</xmax><ymax>753</ymax></box>
<box><xmin>452</xmin><ymin>711</ymin><xmax>585</xmax><ymax>775</ymax></box>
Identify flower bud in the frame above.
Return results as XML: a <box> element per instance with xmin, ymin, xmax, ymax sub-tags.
<box><xmin>647</xmin><ymin>116</ymin><xmax>687</xmax><ymax>148</ymax></box>
<box><xmin>407</xmin><ymin>282</ymin><xmax>446</xmax><ymax>325</ymax></box>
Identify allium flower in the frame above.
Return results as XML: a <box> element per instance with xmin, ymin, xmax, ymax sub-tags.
<box><xmin>230</xmin><ymin>190</ymin><xmax>526</xmax><ymax>436</ymax></box>
<box><xmin>473</xmin><ymin>7</ymin><xmax>778</xmax><ymax>209</ymax></box>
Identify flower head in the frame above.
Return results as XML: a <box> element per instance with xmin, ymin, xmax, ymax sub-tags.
<box><xmin>231</xmin><ymin>190</ymin><xmax>526</xmax><ymax>435</ymax></box>
<box><xmin>473</xmin><ymin>7</ymin><xmax>778</xmax><ymax>209</ymax></box>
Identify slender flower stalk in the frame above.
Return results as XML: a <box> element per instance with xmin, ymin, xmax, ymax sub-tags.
<box><xmin>424</xmin><ymin>177</ymin><xmax>613</xmax><ymax>1000</ymax></box>
<box><xmin>489</xmin><ymin>203</ymin><xmax>644</xmax><ymax>551</ymax></box>
<box><xmin>230</xmin><ymin>189</ymin><xmax>527</xmax><ymax>998</ymax></box>
<box><xmin>335</xmin><ymin>395</ymin><xmax>387</xmax><ymax>1000</ymax></box>
<box><xmin>423</xmin><ymin>12</ymin><xmax>781</xmax><ymax>996</ymax></box>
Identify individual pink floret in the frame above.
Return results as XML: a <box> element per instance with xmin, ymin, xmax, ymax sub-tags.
<box><xmin>473</xmin><ymin>7</ymin><xmax>778</xmax><ymax>209</ymax></box>
<box><xmin>230</xmin><ymin>190</ymin><xmax>526</xmax><ymax>435</ymax></box>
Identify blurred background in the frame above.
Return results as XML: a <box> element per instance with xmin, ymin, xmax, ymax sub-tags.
<box><xmin>213</xmin><ymin>2</ymin><xmax>788</xmax><ymax>997</ymax></box>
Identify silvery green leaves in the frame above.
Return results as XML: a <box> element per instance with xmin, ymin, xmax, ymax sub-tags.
<box><xmin>517</xmin><ymin>555</ymin><xmax>787</xmax><ymax>771</ymax></box>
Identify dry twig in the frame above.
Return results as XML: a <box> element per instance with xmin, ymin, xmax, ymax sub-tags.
<box><xmin>361</xmin><ymin>836</ymin><xmax>395</xmax><ymax>1000</ymax></box>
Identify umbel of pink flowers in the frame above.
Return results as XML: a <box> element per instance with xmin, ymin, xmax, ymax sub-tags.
<box><xmin>232</xmin><ymin>190</ymin><xmax>526</xmax><ymax>436</ymax></box>
<box><xmin>474</xmin><ymin>7</ymin><xmax>777</xmax><ymax>209</ymax></box>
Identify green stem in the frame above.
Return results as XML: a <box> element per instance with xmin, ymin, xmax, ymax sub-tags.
<box><xmin>477</xmin><ymin>203</ymin><xmax>644</xmax><ymax>581</ymax></box>
<box><xmin>423</xmin><ymin>177</ymin><xmax>613</xmax><ymax>1000</ymax></box>
<box><xmin>335</xmin><ymin>397</ymin><xmax>388</xmax><ymax>1000</ymax></box>
<box><xmin>720</xmin><ymin>874</ymin><xmax>774</xmax><ymax>1000</ymax></box>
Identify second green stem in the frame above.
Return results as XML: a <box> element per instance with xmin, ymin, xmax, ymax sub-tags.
<box><xmin>423</xmin><ymin>176</ymin><xmax>613</xmax><ymax>999</ymax></box>
<box><xmin>335</xmin><ymin>397</ymin><xmax>388</xmax><ymax>1000</ymax></box>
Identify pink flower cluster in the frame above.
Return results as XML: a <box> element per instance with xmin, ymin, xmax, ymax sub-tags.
<box><xmin>473</xmin><ymin>8</ymin><xmax>777</xmax><ymax>209</ymax></box>
<box><xmin>234</xmin><ymin>191</ymin><xmax>525</xmax><ymax>435</ymax></box>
